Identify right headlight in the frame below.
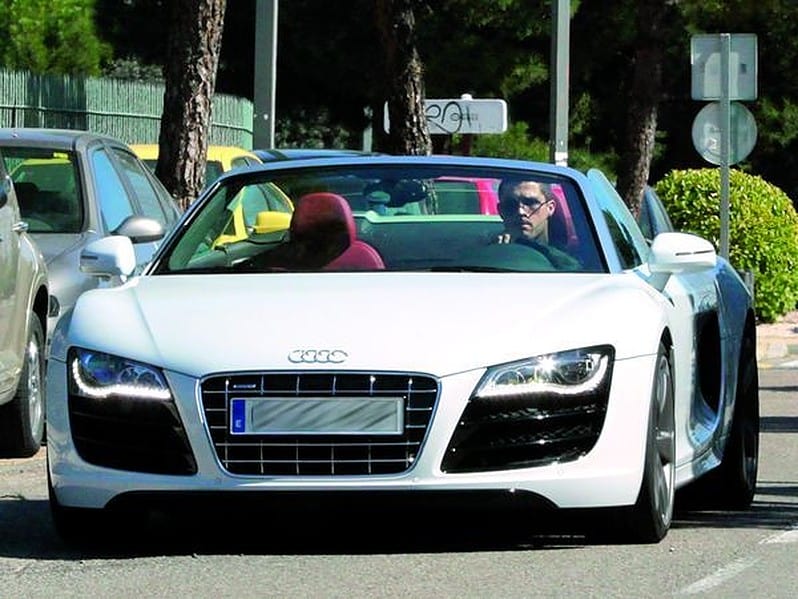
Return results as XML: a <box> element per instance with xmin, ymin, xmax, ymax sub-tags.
<box><xmin>68</xmin><ymin>347</ymin><xmax>171</xmax><ymax>401</ymax></box>
<box><xmin>474</xmin><ymin>345</ymin><xmax>614</xmax><ymax>399</ymax></box>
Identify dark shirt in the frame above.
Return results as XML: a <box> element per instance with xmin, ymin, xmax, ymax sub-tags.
<box><xmin>516</xmin><ymin>237</ymin><xmax>581</xmax><ymax>271</ymax></box>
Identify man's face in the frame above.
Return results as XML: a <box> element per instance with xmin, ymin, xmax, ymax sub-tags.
<box><xmin>498</xmin><ymin>181</ymin><xmax>554</xmax><ymax>242</ymax></box>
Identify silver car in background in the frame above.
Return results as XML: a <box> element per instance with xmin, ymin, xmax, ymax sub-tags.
<box><xmin>0</xmin><ymin>129</ymin><xmax>181</xmax><ymax>343</ymax></box>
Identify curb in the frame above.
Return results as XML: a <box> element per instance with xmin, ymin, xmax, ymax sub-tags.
<box><xmin>756</xmin><ymin>317</ymin><xmax>798</xmax><ymax>368</ymax></box>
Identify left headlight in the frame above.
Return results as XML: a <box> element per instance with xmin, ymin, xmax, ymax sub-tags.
<box><xmin>68</xmin><ymin>347</ymin><xmax>171</xmax><ymax>401</ymax></box>
<box><xmin>474</xmin><ymin>345</ymin><xmax>614</xmax><ymax>399</ymax></box>
<box><xmin>441</xmin><ymin>345</ymin><xmax>616</xmax><ymax>473</ymax></box>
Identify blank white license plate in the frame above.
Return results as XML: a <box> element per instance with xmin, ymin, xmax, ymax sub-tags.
<box><xmin>230</xmin><ymin>396</ymin><xmax>405</xmax><ymax>435</ymax></box>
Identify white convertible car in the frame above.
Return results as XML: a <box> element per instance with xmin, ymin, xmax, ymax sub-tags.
<box><xmin>46</xmin><ymin>156</ymin><xmax>759</xmax><ymax>544</ymax></box>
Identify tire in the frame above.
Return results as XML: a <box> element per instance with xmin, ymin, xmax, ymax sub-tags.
<box><xmin>625</xmin><ymin>342</ymin><xmax>676</xmax><ymax>542</ymax></box>
<box><xmin>719</xmin><ymin>330</ymin><xmax>760</xmax><ymax>507</ymax></box>
<box><xmin>683</xmin><ymin>329</ymin><xmax>759</xmax><ymax>509</ymax></box>
<box><xmin>0</xmin><ymin>317</ymin><xmax>45</xmax><ymax>457</ymax></box>
<box><xmin>594</xmin><ymin>342</ymin><xmax>675</xmax><ymax>544</ymax></box>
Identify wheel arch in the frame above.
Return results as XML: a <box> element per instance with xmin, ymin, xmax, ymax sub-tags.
<box><xmin>32</xmin><ymin>284</ymin><xmax>49</xmax><ymax>347</ymax></box>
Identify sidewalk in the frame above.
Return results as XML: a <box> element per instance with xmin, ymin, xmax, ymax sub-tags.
<box><xmin>757</xmin><ymin>310</ymin><xmax>798</xmax><ymax>369</ymax></box>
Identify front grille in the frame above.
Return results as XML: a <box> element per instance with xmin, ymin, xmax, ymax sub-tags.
<box><xmin>68</xmin><ymin>394</ymin><xmax>197</xmax><ymax>475</ymax></box>
<box><xmin>200</xmin><ymin>373</ymin><xmax>438</xmax><ymax>476</ymax></box>
<box><xmin>441</xmin><ymin>387</ymin><xmax>611</xmax><ymax>473</ymax></box>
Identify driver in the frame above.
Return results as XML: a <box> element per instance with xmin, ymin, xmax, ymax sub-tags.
<box><xmin>497</xmin><ymin>179</ymin><xmax>556</xmax><ymax>244</ymax></box>
<box><xmin>496</xmin><ymin>178</ymin><xmax>579</xmax><ymax>269</ymax></box>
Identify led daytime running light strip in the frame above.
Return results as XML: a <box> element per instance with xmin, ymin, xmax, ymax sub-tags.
<box><xmin>71</xmin><ymin>358</ymin><xmax>171</xmax><ymax>400</ymax></box>
<box><xmin>479</xmin><ymin>355</ymin><xmax>610</xmax><ymax>398</ymax></box>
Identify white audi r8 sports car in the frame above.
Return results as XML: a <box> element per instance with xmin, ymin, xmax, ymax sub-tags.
<box><xmin>45</xmin><ymin>155</ymin><xmax>759</xmax><ymax>544</ymax></box>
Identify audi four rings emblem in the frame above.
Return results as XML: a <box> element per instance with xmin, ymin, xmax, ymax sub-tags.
<box><xmin>288</xmin><ymin>349</ymin><xmax>348</xmax><ymax>364</ymax></box>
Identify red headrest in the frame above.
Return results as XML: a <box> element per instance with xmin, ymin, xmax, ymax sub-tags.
<box><xmin>292</xmin><ymin>192</ymin><xmax>357</xmax><ymax>243</ymax></box>
<box><xmin>291</xmin><ymin>192</ymin><xmax>385</xmax><ymax>270</ymax></box>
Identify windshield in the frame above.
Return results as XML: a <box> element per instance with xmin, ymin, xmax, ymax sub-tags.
<box><xmin>153</xmin><ymin>164</ymin><xmax>606</xmax><ymax>274</ymax></box>
<box><xmin>2</xmin><ymin>148</ymin><xmax>83</xmax><ymax>233</ymax></box>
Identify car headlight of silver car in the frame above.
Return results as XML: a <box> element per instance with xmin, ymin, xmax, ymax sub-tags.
<box><xmin>474</xmin><ymin>345</ymin><xmax>614</xmax><ymax>400</ymax></box>
<box><xmin>68</xmin><ymin>347</ymin><xmax>171</xmax><ymax>400</ymax></box>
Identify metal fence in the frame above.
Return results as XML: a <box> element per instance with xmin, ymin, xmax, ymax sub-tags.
<box><xmin>0</xmin><ymin>68</ymin><xmax>254</xmax><ymax>148</ymax></box>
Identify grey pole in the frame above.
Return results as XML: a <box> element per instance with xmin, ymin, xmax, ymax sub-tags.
<box><xmin>549</xmin><ymin>0</ymin><xmax>569</xmax><ymax>166</ymax></box>
<box><xmin>253</xmin><ymin>0</ymin><xmax>278</xmax><ymax>149</ymax></box>
<box><xmin>720</xmin><ymin>33</ymin><xmax>731</xmax><ymax>260</ymax></box>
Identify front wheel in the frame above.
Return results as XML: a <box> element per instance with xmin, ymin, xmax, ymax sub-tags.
<box><xmin>626</xmin><ymin>342</ymin><xmax>675</xmax><ymax>542</ymax></box>
<box><xmin>0</xmin><ymin>317</ymin><xmax>45</xmax><ymax>457</ymax></box>
<box><xmin>594</xmin><ymin>342</ymin><xmax>675</xmax><ymax>544</ymax></box>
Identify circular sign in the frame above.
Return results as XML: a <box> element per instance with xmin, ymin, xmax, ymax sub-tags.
<box><xmin>692</xmin><ymin>101</ymin><xmax>757</xmax><ymax>165</ymax></box>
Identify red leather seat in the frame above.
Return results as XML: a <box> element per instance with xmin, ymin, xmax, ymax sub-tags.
<box><xmin>549</xmin><ymin>184</ymin><xmax>579</xmax><ymax>251</ymax></box>
<box><xmin>293</xmin><ymin>192</ymin><xmax>385</xmax><ymax>270</ymax></box>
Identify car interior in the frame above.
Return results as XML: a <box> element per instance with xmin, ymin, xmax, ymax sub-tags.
<box><xmin>157</xmin><ymin>167</ymin><xmax>607</xmax><ymax>275</ymax></box>
<box><xmin>4</xmin><ymin>154</ymin><xmax>83</xmax><ymax>233</ymax></box>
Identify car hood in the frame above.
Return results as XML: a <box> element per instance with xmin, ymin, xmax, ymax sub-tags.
<box><xmin>57</xmin><ymin>273</ymin><xmax>666</xmax><ymax>377</ymax></box>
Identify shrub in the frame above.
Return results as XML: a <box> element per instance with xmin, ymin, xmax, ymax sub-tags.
<box><xmin>655</xmin><ymin>168</ymin><xmax>798</xmax><ymax>322</ymax></box>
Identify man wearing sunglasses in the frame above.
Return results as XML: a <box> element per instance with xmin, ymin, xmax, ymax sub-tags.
<box><xmin>497</xmin><ymin>179</ymin><xmax>557</xmax><ymax>244</ymax></box>
<box><xmin>495</xmin><ymin>178</ymin><xmax>579</xmax><ymax>270</ymax></box>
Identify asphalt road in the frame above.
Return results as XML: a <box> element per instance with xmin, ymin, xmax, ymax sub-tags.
<box><xmin>1</xmin><ymin>367</ymin><xmax>796</xmax><ymax>599</ymax></box>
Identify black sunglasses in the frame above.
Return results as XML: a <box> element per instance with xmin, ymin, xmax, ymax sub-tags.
<box><xmin>499</xmin><ymin>195</ymin><xmax>551</xmax><ymax>212</ymax></box>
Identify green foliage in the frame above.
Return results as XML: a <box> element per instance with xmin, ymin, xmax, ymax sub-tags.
<box><xmin>103</xmin><ymin>57</ymin><xmax>163</xmax><ymax>82</ymax></box>
<box><xmin>275</xmin><ymin>107</ymin><xmax>353</xmax><ymax>149</ymax></box>
<box><xmin>470</xmin><ymin>121</ymin><xmax>617</xmax><ymax>176</ymax></box>
<box><xmin>470</xmin><ymin>122</ymin><xmax>548</xmax><ymax>161</ymax></box>
<box><xmin>0</xmin><ymin>0</ymin><xmax>110</xmax><ymax>75</ymax></box>
<box><xmin>419</xmin><ymin>0</ymin><xmax>554</xmax><ymax>103</ymax></box>
<box><xmin>655</xmin><ymin>169</ymin><xmax>798</xmax><ymax>322</ymax></box>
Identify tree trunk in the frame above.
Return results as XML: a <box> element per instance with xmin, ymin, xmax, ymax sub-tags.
<box><xmin>615</xmin><ymin>0</ymin><xmax>667</xmax><ymax>216</ymax></box>
<box><xmin>156</xmin><ymin>0</ymin><xmax>227</xmax><ymax>210</ymax></box>
<box><xmin>375</xmin><ymin>0</ymin><xmax>431</xmax><ymax>155</ymax></box>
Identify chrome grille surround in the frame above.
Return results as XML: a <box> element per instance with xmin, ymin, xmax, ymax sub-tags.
<box><xmin>200</xmin><ymin>372</ymin><xmax>439</xmax><ymax>476</ymax></box>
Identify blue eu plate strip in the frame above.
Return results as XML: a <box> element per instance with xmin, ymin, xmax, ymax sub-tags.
<box><xmin>231</xmin><ymin>399</ymin><xmax>246</xmax><ymax>433</ymax></box>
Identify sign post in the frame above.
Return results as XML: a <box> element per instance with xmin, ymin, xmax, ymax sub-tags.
<box><xmin>719</xmin><ymin>35</ymin><xmax>732</xmax><ymax>261</ymax></box>
<box><xmin>690</xmin><ymin>33</ymin><xmax>757</xmax><ymax>260</ymax></box>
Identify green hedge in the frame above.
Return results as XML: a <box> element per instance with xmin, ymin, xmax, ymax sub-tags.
<box><xmin>655</xmin><ymin>168</ymin><xmax>798</xmax><ymax>322</ymax></box>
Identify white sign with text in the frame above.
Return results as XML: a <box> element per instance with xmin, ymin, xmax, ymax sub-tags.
<box><xmin>384</xmin><ymin>98</ymin><xmax>508</xmax><ymax>135</ymax></box>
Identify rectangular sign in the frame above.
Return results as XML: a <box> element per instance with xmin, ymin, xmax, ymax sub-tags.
<box><xmin>691</xmin><ymin>33</ymin><xmax>758</xmax><ymax>101</ymax></box>
<box><xmin>384</xmin><ymin>98</ymin><xmax>508</xmax><ymax>135</ymax></box>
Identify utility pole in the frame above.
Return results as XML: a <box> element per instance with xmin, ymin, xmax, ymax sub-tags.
<box><xmin>549</xmin><ymin>0</ymin><xmax>569</xmax><ymax>166</ymax></box>
<box><xmin>253</xmin><ymin>0</ymin><xmax>278</xmax><ymax>149</ymax></box>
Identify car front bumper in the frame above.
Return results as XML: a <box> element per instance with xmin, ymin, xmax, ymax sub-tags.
<box><xmin>46</xmin><ymin>355</ymin><xmax>655</xmax><ymax>511</ymax></box>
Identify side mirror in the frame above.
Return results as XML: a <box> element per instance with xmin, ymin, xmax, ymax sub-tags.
<box><xmin>80</xmin><ymin>236</ymin><xmax>136</xmax><ymax>279</ymax></box>
<box><xmin>253</xmin><ymin>210</ymin><xmax>291</xmax><ymax>234</ymax></box>
<box><xmin>648</xmin><ymin>232</ymin><xmax>716</xmax><ymax>274</ymax></box>
<box><xmin>112</xmin><ymin>215</ymin><xmax>165</xmax><ymax>243</ymax></box>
